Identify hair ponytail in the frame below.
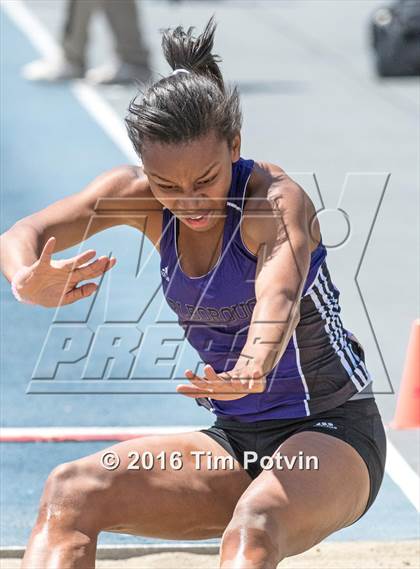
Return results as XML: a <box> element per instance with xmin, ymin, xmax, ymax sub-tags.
<box><xmin>161</xmin><ymin>17</ymin><xmax>224</xmax><ymax>92</ymax></box>
<box><xmin>125</xmin><ymin>18</ymin><xmax>242</xmax><ymax>156</ymax></box>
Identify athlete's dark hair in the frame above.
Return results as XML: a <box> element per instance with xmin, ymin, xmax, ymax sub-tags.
<box><xmin>125</xmin><ymin>17</ymin><xmax>242</xmax><ymax>156</ymax></box>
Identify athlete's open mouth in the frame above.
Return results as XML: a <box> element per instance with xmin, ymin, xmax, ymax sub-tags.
<box><xmin>182</xmin><ymin>210</ymin><xmax>211</xmax><ymax>227</ymax></box>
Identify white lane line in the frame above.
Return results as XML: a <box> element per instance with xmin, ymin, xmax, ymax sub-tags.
<box><xmin>0</xmin><ymin>426</ymin><xmax>207</xmax><ymax>442</ymax></box>
<box><xmin>385</xmin><ymin>435</ymin><xmax>420</xmax><ymax>513</ymax></box>
<box><xmin>72</xmin><ymin>81</ymin><xmax>139</xmax><ymax>162</ymax></box>
<box><xmin>0</xmin><ymin>542</ymin><xmax>221</xmax><ymax>559</ymax></box>
<box><xmin>1</xmin><ymin>0</ymin><xmax>61</xmax><ymax>59</ymax></box>
<box><xmin>1</xmin><ymin>0</ymin><xmax>139</xmax><ymax>164</ymax></box>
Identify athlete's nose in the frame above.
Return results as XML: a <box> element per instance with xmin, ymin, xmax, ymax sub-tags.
<box><xmin>178</xmin><ymin>197</ymin><xmax>208</xmax><ymax>214</ymax></box>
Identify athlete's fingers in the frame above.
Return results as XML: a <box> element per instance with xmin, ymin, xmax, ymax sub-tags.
<box><xmin>184</xmin><ymin>369</ymin><xmax>212</xmax><ymax>388</ymax></box>
<box><xmin>235</xmin><ymin>369</ymin><xmax>253</xmax><ymax>387</ymax></box>
<box><xmin>202</xmin><ymin>366</ymin><xmax>243</xmax><ymax>394</ymax></box>
<box><xmin>75</xmin><ymin>256</ymin><xmax>116</xmax><ymax>281</ymax></box>
<box><xmin>221</xmin><ymin>369</ymin><xmax>248</xmax><ymax>391</ymax></box>
<box><xmin>77</xmin><ymin>255</ymin><xmax>116</xmax><ymax>270</ymax></box>
<box><xmin>102</xmin><ymin>257</ymin><xmax>116</xmax><ymax>272</ymax></box>
<box><xmin>176</xmin><ymin>383</ymin><xmax>213</xmax><ymax>397</ymax></box>
<box><xmin>75</xmin><ymin>254</ymin><xmax>110</xmax><ymax>269</ymax></box>
<box><xmin>69</xmin><ymin>254</ymin><xmax>106</xmax><ymax>273</ymax></box>
<box><xmin>231</xmin><ymin>372</ymin><xmax>248</xmax><ymax>387</ymax></box>
<box><xmin>61</xmin><ymin>283</ymin><xmax>98</xmax><ymax>305</ymax></box>
<box><xmin>62</xmin><ymin>249</ymin><xmax>97</xmax><ymax>271</ymax></box>
<box><xmin>248</xmin><ymin>372</ymin><xmax>266</xmax><ymax>393</ymax></box>
<box><xmin>189</xmin><ymin>367</ymin><xmax>249</xmax><ymax>395</ymax></box>
<box><xmin>228</xmin><ymin>369</ymin><xmax>250</xmax><ymax>388</ymax></box>
<box><xmin>204</xmin><ymin>367</ymin><xmax>245</xmax><ymax>392</ymax></box>
<box><xmin>203</xmin><ymin>364</ymin><xmax>228</xmax><ymax>383</ymax></box>
<box><xmin>221</xmin><ymin>368</ymin><xmax>263</xmax><ymax>393</ymax></box>
<box><xmin>38</xmin><ymin>237</ymin><xmax>56</xmax><ymax>265</ymax></box>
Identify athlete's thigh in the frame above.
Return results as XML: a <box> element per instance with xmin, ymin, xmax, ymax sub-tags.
<box><xmin>234</xmin><ymin>431</ymin><xmax>370</xmax><ymax>556</ymax></box>
<box><xmin>74</xmin><ymin>431</ymin><xmax>251</xmax><ymax>539</ymax></box>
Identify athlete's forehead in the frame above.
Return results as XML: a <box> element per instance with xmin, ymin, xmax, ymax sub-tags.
<box><xmin>141</xmin><ymin>131</ymin><xmax>230</xmax><ymax>184</ymax></box>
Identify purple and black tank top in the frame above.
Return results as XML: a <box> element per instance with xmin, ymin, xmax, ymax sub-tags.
<box><xmin>159</xmin><ymin>157</ymin><xmax>373</xmax><ymax>422</ymax></box>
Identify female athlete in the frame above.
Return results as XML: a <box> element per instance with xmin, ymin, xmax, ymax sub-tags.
<box><xmin>0</xmin><ymin>18</ymin><xmax>386</xmax><ymax>569</ymax></box>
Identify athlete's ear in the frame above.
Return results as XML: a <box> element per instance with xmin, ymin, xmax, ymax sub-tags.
<box><xmin>230</xmin><ymin>133</ymin><xmax>241</xmax><ymax>162</ymax></box>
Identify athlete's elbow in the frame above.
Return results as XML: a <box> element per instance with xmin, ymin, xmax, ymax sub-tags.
<box><xmin>290</xmin><ymin>304</ymin><xmax>301</xmax><ymax>328</ymax></box>
<box><xmin>279</xmin><ymin>294</ymin><xmax>301</xmax><ymax>329</ymax></box>
<box><xmin>258</xmin><ymin>288</ymin><xmax>301</xmax><ymax>312</ymax></box>
<box><xmin>3</xmin><ymin>219</ymin><xmax>41</xmax><ymax>250</ymax></box>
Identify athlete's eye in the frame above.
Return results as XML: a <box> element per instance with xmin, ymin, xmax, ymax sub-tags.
<box><xmin>158</xmin><ymin>184</ymin><xmax>179</xmax><ymax>192</ymax></box>
<box><xmin>196</xmin><ymin>174</ymin><xmax>217</xmax><ymax>186</ymax></box>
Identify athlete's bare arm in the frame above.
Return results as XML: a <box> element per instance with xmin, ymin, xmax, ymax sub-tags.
<box><xmin>239</xmin><ymin>161</ymin><xmax>319</xmax><ymax>375</ymax></box>
<box><xmin>0</xmin><ymin>165</ymin><xmax>162</xmax><ymax>306</ymax></box>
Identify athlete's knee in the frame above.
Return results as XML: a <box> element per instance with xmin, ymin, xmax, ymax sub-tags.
<box><xmin>224</xmin><ymin>486</ymin><xmax>336</xmax><ymax>565</ymax></box>
<box><xmin>39</xmin><ymin>460</ymin><xmax>111</xmax><ymax>533</ymax></box>
<box><xmin>220</xmin><ymin>497</ymin><xmax>286</xmax><ymax>567</ymax></box>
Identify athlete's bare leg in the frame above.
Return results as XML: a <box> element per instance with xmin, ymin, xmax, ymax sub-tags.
<box><xmin>21</xmin><ymin>432</ymin><xmax>251</xmax><ymax>569</ymax></box>
<box><xmin>219</xmin><ymin>431</ymin><xmax>370</xmax><ymax>568</ymax></box>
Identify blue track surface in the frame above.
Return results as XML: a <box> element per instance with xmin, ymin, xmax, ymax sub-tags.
<box><xmin>1</xmin><ymin>7</ymin><xmax>418</xmax><ymax>546</ymax></box>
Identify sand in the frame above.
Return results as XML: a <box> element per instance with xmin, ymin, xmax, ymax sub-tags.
<box><xmin>1</xmin><ymin>541</ymin><xmax>419</xmax><ymax>568</ymax></box>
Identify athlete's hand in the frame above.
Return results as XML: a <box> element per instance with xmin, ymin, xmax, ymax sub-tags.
<box><xmin>176</xmin><ymin>363</ymin><xmax>266</xmax><ymax>401</ymax></box>
<box><xmin>11</xmin><ymin>236</ymin><xmax>116</xmax><ymax>307</ymax></box>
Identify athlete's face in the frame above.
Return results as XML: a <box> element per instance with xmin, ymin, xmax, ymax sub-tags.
<box><xmin>142</xmin><ymin>130</ymin><xmax>241</xmax><ymax>232</ymax></box>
